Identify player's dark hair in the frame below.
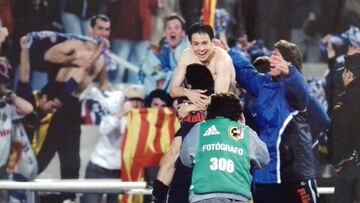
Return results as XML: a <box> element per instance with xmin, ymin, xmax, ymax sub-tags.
<box><xmin>187</xmin><ymin>22</ymin><xmax>214</xmax><ymax>42</ymax></box>
<box><xmin>185</xmin><ymin>63</ymin><xmax>214</xmax><ymax>95</ymax></box>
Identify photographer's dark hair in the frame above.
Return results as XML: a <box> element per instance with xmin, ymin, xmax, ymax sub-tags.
<box><xmin>185</xmin><ymin>63</ymin><xmax>214</xmax><ymax>95</ymax></box>
<box><xmin>207</xmin><ymin>93</ymin><xmax>243</xmax><ymax>121</ymax></box>
<box><xmin>187</xmin><ymin>22</ymin><xmax>214</xmax><ymax>42</ymax></box>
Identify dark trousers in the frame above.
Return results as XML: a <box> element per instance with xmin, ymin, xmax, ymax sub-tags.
<box><xmin>37</xmin><ymin>96</ymin><xmax>81</xmax><ymax>201</ymax></box>
<box><xmin>167</xmin><ymin>122</ymin><xmax>197</xmax><ymax>203</ymax></box>
<box><xmin>81</xmin><ymin>161</ymin><xmax>121</xmax><ymax>203</ymax></box>
<box><xmin>333</xmin><ymin>164</ymin><xmax>360</xmax><ymax>203</ymax></box>
<box><xmin>167</xmin><ymin>122</ymin><xmax>196</xmax><ymax>203</ymax></box>
<box><xmin>167</xmin><ymin>160</ymin><xmax>192</xmax><ymax>203</ymax></box>
<box><xmin>254</xmin><ymin>179</ymin><xmax>319</xmax><ymax>203</ymax></box>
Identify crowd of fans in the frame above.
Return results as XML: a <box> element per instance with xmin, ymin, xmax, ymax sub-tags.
<box><xmin>1</xmin><ymin>0</ymin><xmax>360</xmax><ymax>203</ymax></box>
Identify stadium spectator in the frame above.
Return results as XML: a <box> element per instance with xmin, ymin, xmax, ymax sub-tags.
<box><xmin>89</xmin><ymin>15</ymin><xmax>111</xmax><ymax>47</ymax></box>
<box><xmin>0</xmin><ymin>56</ymin><xmax>33</xmax><ymax>203</ymax></box>
<box><xmin>139</xmin><ymin>14</ymin><xmax>189</xmax><ymax>93</ymax></box>
<box><xmin>144</xmin><ymin>89</ymin><xmax>173</xmax><ymax>108</ymax></box>
<box><xmin>82</xmin><ymin>85</ymin><xmax>145</xmax><ymax>203</ymax></box>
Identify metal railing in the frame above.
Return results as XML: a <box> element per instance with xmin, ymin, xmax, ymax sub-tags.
<box><xmin>0</xmin><ymin>179</ymin><xmax>148</xmax><ymax>194</ymax></box>
<box><xmin>0</xmin><ymin>179</ymin><xmax>334</xmax><ymax>195</ymax></box>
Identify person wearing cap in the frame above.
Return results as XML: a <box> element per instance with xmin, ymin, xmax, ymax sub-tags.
<box><xmin>82</xmin><ymin>84</ymin><xmax>145</xmax><ymax>203</ymax></box>
<box><xmin>0</xmin><ymin>57</ymin><xmax>33</xmax><ymax>203</ymax></box>
<box><xmin>228</xmin><ymin>40</ymin><xmax>320</xmax><ymax>203</ymax></box>
<box><xmin>328</xmin><ymin>53</ymin><xmax>360</xmax><ymax>203</ymax></box>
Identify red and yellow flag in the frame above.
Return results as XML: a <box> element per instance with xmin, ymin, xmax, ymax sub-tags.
<box><xmin>121</xmin><ymin>107</ymin><xmax>180</xmax><ymax>203</ymax></box>
<box><xmin>202</xmin><ymin>0</ymin><xmax>217</xmax><ymax>28</ymax></box>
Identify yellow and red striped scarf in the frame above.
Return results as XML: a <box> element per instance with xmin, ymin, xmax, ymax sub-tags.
<box><xmin>121</xmin><ymin>107</ymin><xmax>180</xmax><ymax>203</ymax></box>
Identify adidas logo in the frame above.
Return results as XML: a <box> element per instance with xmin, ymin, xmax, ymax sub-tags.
<box><xmin>203</xmin><ymin>125</ymin><xmax>220</xmax><ymax>136</ymax></box>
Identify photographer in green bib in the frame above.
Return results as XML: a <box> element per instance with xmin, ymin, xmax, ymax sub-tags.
<box><xmin>180</xmin><ymin>92</ymin><xmax>269</xmax><ymax>203</ymax></box>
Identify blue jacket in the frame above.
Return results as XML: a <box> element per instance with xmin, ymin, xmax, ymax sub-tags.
<box><xmin>229</xmin><ymin>50</ymin><xmax>310</xmax><ymax>184</ymax></box>
<box><xmin>139</xmin><ymin>37</ymin><xmax>189</xmax><ymax>93</ymax></box>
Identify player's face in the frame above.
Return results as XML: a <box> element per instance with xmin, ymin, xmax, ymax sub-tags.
<box><xmin>164</xmin><ymin>19</ymin><xmax>185</xmax><ymax>49</ymax></box>
<box><xmin>190</xmin><ymin>33</ymin><xmax>214</xmax><ymax>63</ymax></box>
<box><xmin>91</xmin><ymin>19</ymin><xmax>111</xmax><ymax>39</ymax></box>
<box><xmin>269</xmin><ymin>49</ymin><xmax>282</xmax><ymax>77</ymax></box>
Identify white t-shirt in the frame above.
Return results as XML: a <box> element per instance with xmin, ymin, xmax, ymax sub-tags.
<box><xmin>90</xmin><ymin>114</ymin><xmax>125</xmax><ymax>170</ymax></box>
